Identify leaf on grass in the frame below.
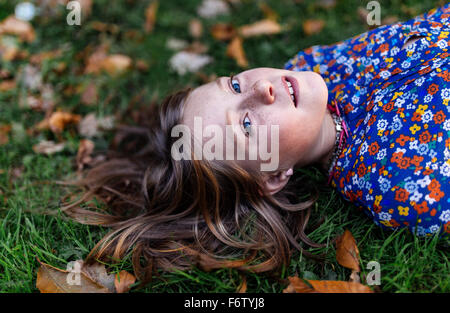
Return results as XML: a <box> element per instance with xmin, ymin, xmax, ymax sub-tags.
<box><xmin>258</xmin><ymin>3</ymin><xmax>279</xmax><ymax>21</ymax></box>
<box><xmin>100</xmin><ymin>54</ymin><xmax>132</xmax><ymax>76</ymax></box>
<box><xmin>32</xmin><ymin>140</ymin><xmax>65</xmax><ymax>155</ymax></box>
<box><xmin>80</xmin><ymin>261</ymin><xmax>116</xmax><ymax>293</ymax></box>
<box><xmin>211</xmin><ymin>23</ymin><xmax>236</xmax><ymax>41</ymax></box>
<box><xmin>335</xmin><ymin>229</ymin><xmax>360</xmax><ymax>272</ymax></box>
<box><xmin>237</xmin><ymin>273</ymin><xmax>247</xmax><ymax>293</ymax></box>
<box><xmin>283</xmin><ymin>276</ymin><xmax>373</xmax><ymax>293</ymax></box>
<box><xmin>80</xmin><ymin>83</ymin><xmax>98</xmax><ymax>106</ymax></box>
<box><xmin>0</xmin><ymin>16</ymin><xmax>35</xmax><ymax>42</ymax></box>
<box><xmin>48</xmin><ymin>111</ymin><xmax>81</xmax><ymax>134</ymax></box>
<box><xmin>114</xmin><ymin>270</ymin><xmax>136</xmax><ymax>293</ymax></box>
<box><xmin>144</xmin><ymin>1</ymin><xmax>159</xmax><ymax>33</ymax></box>
<box><xmin>189</xmin><ymin>19</ymin><xmax>203</xmax><ymax>38</ymax></box>
<box><xmin>0</xmin><ymin>124</ymin><xmax>12</xmax><ymax>146</ymax></box>
<box><xmin>226</xmin><ymin>36</ymin><xmax>248</xmax><ymax>68</ymax></box>
<box><xmin>36</xmin><ymin>260</ymin><xmax>110</xmax><ymax>293</ymax></box>
<box><xmin>302</xmin><ymin>19</ymin><xmax>325</xmax><ymax>36</ymax></box>
<box><xmin>0</xmin><ymin>80</ymin><xmax>16</xmax><ymax>91</ymax></box>
<box><xmin>238</xmin><ymin>19</ymin><xmax>282</xmax><ymax>38</ymax></box>
<box><xmin>76</xmin><ymin>139</ymin><xmax>95</xmax><ymax>171</ymax></box>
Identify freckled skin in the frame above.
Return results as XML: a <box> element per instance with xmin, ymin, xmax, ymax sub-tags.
<box><xmin>182</xmin><ymin>67</ymin><xmax>336</xmax><ymax>174</ymax></box>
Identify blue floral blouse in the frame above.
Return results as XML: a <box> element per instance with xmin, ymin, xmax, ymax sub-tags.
<box><xmin>284</xmin><ymin>4</ymin><xmax>450</xmax><ymax>237</ymax></box>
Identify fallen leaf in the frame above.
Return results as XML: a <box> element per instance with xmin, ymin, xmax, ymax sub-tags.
<box><xmin>79</xmin><ymin>261</ymin><xmax>116</xmax><ymax>293</ymax></box>
<box><xmin>80</xmin><ymin>83</ymin><xmax>98</xmax><ymax>106</ymax></box>
<box><xmin>238</xmin><ymin>19</ymin><xmax>282</xmax><ymax>38</ymax></box>
<box><xmin>211</xmin><ymin>23</ymin><xmax>236</xmax><ymax>41</ymax></box>
<box><xmin>283</xmin><ymin>276</ymin><xmax>373</xmax><ymax>293</ymax></box>
<box><xmin>189</xmin><ymin>18</ymin><xmax>203</xmax><ymax>38</ymax></box>
<box><xmin>185</xmin><ymin>41</ymin><xmax>209</xmax><ymax>54</ymax></box>
<box><xmin>114</xmin><ymin>270</ymin><xmax>136</xmax><ymax>293</ymax></box>
<box><xmin>303</xmin><ymin>19</ymin><xmax>325</xmax><ymax>36</ymax></box>
<box><xmin>76</xmin><ymin>139</ymin><xmax>95</xmax><ymax>171</ymax></box>
<box><xmin>335</xmin><ymin>230</ymin><xmax>360</xmax><ymax>272</ymax></box>
<box><xmin>0</xmin><ymin>124</ymin><xmax>12</xmax><ymax>146</ymax></box>
<box><xmin>144</xmin><ymin>1</ymin><xmax>159</xmax><ymax>33</ymax></box>
<box><xmin>89</xmin><ymin>21</ymin><xmax>119</xmax><ymax>34</ymax></box>
<box><xmin>100</xmin><ymin>54</ymin><xmax>132</xmax><ymax>76</ymax></box>
<box><xmin>166</xmin><ymin>37</ymin><xmax>189</xmax><ymax>51</ymax></box>
<box><xmin>0</xmin><ymin>16</ymin><xmax>35</xmax><ymax>42</ymax></box>
<box><xmin>32</xmin><ymin>140</ymin><xmax>65</xmax><ymax>155</ymax></box>
<box><xmin>237</xmin><ymin>273</ymin><xmax>247</xmax><ymax>293</ymax></box>
<box><xmin>0</xmin><ymin>80</ymin><xmax>16</xmax><ymax>91</ymax></box>
<box><xmin>316</xmin><ymin>0</ymin><xmax>337</xmax><ymax>9</ymax></box>
<box><xmin>226</xmin><ymin>36</ymin><xmax>248</xmax><ymax>68</ymax></box>
<box><xmin>36</xmin><ymin>259</ymin><xmax>110</xmax><ymax>293</ymax></box>
<box><xmin>48</xmin><ymin>111</ymin><xmax>81</xmax><ymax>134</ymax></box>
<box><xmin>84</xmin><ymin>44</ymin><xmax>109</xmax><ymax>74</ymax></box>
<box><xmin>135</xmin><ymin>59</ymin><xmax>150</xmax><ymax>72</ymax></box>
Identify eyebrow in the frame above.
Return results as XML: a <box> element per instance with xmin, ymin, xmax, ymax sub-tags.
<box><xmin>216</xmin><ymin>77</ymin><xmax>229</xmax><ymax>93</ymax></box>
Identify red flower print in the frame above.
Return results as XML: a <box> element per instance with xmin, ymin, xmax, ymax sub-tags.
<box><xmin>344</xmin><ymin>103</ymin><xmax>354</xmax><ymax>114</ymax></box>
<box><xmin>427</xmin><ymin>178</ymin><xmax>441</xmax><ymax>191</ymax></box>
<box><xmin>394</xmin><ymin>188</ymin><xmax>409</xmax><ymax>203</ymax></box>
<box><xmin>368</xmin><ymin>142</ymin><xmax>380</xmax><ymax>155</ymax></box>
<box><xmin>418</xmin><ymin>130</ymin><xmax>432</xmax><ymax>144</ymax></box>
<box><xmin>444</xmin><ymin>222</ymin><xmax>450</xmax><ymax>234</ymax></box>
<box><xmin>433</xmin><ymin>110</ymin><xmax>446</xmax><ymax>124</ymax></box>
<box><xmin>419</xmin><ymin>66</ymin><xmax>432</xmax><ymax>75</ymax></box>
<box><xmin>429</xmin><ymin>189</ymin><xmax>444</xmax><ymax>202</ymax></box>
<box><xmin>383</xmin><ymin>101</ymin><xmax>394</xmax><ymax>112</ymax></box>
<box><xmin>391</xmin><ymin>67</ymin><xmax>402</xmax><ymax>75</ymax></box>
<box><xmin>391</xmin><ymin>151</ymin><xmax>404</xmax><ymax>164</ymax></box>
<box><xmin>390</xmin><ymin>219</ymin><xmax>400</xmax><ymax>228</ymax></box>
<box><xmin>397</xmin><ymin>157</ymin><xmax>411</xmax><ymax>169</ymax></box>
<box><xmin>366</xmin><ymin>101</ymin><xmax>375</xmax><ymax>112</ymax></box>
<box><xmin>376</xmin><ymin>43</ymin><xmax>389</xmax><ymax>53</ymax></box>
<box><xmin>430</xmin><ymin>209</ymin><xmax>436</xmax><ymax>217</ymax></box>
<box><xmin>411</xmin><ymin>111</ymin><xmax>422</xmax><ymax>122</ymax></box>
<box><xmin>427</xmin><ymin>83</ymin><xmax>439</xmax><ymax>95</ymax></box>
<box><xmin>437</xmin><ymin>69</ymin><xmax>450</xmax><ymax>82</ymax></box>
<box><xmin>357</xmin><ymin>163</ymin><xmax>368</xmax><ymax>177</ymax></box>
<box><xmin>368</xmin><ymin>114</ymin><xmax>376</xmax><ymax>126</ymax></box>
<box><xmin>413</xmin><ymin>201</ymin><xmax>429</xmax><ymax>215</ymax></box>
<box><xmin>423</xmin><ymin>168</ymin><xmax>434</xmax><ymax>175</ymax></box>
<box><xmin>396</xmin><ymin>134</ymin><xmax>410</xmax><ymax>146</ymax></box>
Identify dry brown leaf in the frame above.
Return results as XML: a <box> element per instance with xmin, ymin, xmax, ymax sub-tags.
<box><xmin>135</xmin><ymin>59</ymin><xmax>150</xmax><ymax>72</ymax></box>
<box><xmin>114</xmin><ymin>270</ymin><xmax>136</xmax><ymax>293</ymax></box>
<box><xmin>185</xmin><ymin>41</ymin><xmax>209</xmax><ymax>54</ymax></box>
<box><xmin>89</xmin><ymin>21</ymin><xmax>119</xmax><ymax>34</ymax></box>
<box><xmin>335</xmin><ymin>229</ymin><xmax>360</xmax><ymax>272</ymax></box>
<box><xmin>226</xmin><ymin>36</ymin><xmax>248</xmax><ymax>68</ymax></box>
<box><xmin>80</xmin><ymin>83</ymin><xmax>98</xmax><ymax>106</ymax></box>
<box><xmin>32</xmin><ymin>140</ymin><xmax>65</xmax><ymax>155</ymax></box>
<box><xmin>211</xmin><ymin>23</ymin><xmax>236</xmax><ymax>41</ymax></box>
<box><xmin>0</xmin><ymin>80</ymin><xmax>16</xmax><ymax>92</ymax></box>
<box><xmin>0</xmin><ymin>124</ymin><xmax>11</xmax><ymax>146</ymax></box>
<box><xmin>84</xmin><ymin>44</ymin><xmax>109</xmax><ymax>74</ymax></box>
<box><xmin>29</xmin><ymin>49</ymin><xmax>62</xmax><ymax>65</ymax></box>
<box><xmin>36</xmin><ymin>259</ymin><xmax>110</xmax><ymax>293</ymax></box>
<box><xmin>79</xmin><ymin>261</ymin><xmax>116</xmax><ymax>293</ymax></box>
<box><xmin>189</xmin><ymin>19</ymin><xmax>203</xmax><ymax>38</ymax></box>
<box><xmin>303</xmin><ymin>19</ymin><xmax>325</xmax><ymax>36</ymax></box>
<box><xmin>283</xmin><ymin>276</ymin><xmax>373</xmax><ymax>293</ymax></box>
<box><xmin>238</xmin><ymin>19</ymin><xmax>282</xmax><ymax>38</ymax></box>
<box><xmin>0</xmin><ymin>16</ymin><xmax>35</xmax><ymax>42</ymax></box>
<box><xmin>316</xmin><ymin>0</ymin><xmax>337</xmax><ymax>9</ymax></box>
<box><xmin>100</xmin><ymin>54</ymin><xmax>132</xmax><ymax>76</ymax></box>
<box><xmin>48</xmin><ymin>111</ymin><xmax>81</xmax><ymax>134</ymax></box>
<box><xmin>144</xmin><ymin>1</ymin><xmax>159</xmax><ymax>33</ymax></box>
<box><xmin>76</xmin><ymin>139</ymin><xmax>95</xmax><ymax>171</ymax></box>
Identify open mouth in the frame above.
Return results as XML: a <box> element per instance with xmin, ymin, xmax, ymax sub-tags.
<box><xmin>282</xmin><ymin>76</ymin><xmax>299</xmax><ymax>108</ymax></box>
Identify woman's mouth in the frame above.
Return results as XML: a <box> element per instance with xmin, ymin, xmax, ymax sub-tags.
<box><xmin>282</xmin><ymin>76</ymin><xmax>299</xmax><ymax>108</ymax></box>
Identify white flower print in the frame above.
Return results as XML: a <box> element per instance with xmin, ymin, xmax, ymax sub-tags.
<box><xmin>410</xmin><ymin>190</ymin><xmax>423</xmax><ymax>202</ymax></box>
<box><xmin>380</xmin><ymin>70</ymin><xmax>391</xmax><ymax>79</ymax></box>
<box><xmin>437</xmin><ymin>39</ymin><xmax>448</xmax><ymax>49</ymax></box>
<box><xmin>378</xmin><ymin>212</ymin><xmax>391</xmax><ymax>221</ymax></box>
<box><xmin>415</xmin><ymin>76</ymin><xmax>425</xmax><ymax>86</ymax></box>
<box><xmin>440</xmin><ymin>162</ymin><xmax>450</xmax><ymax>177</ymax></box>
<box><xmin>417</xmin><ymin>175</ymin><xmax>431</xmax><ymax>188</ymax></box>
<box><xmin>443</xmin><ymin>119</ymin><xmax>450</xmax><ymax>131</ymax></box>
<box><xmin>423</xmin><ymin>94</ymin><xmax>433</xmax><ymax>103</ymax></box>
<box><xmin>425</xmin><ymin>194</ymin><xmax>436</xmax><ymax>205</ymax></box>
<box><xmin>441</xmin><ymin>88</ymin><xmax>450</xmax><ymax>100</ymax></box>
<box><xmin>376</xmin><ymin>148</ymin><xmax>387</xmax><ymax>160</ymax></box>
<box><xmin>439</xmin><ymin>210</ymin><xmax>450</xmax><ymax>223</ymax></box>
<box><xmin>428</xmin><ymin>225</ymin><xmax>441</xmax><ymax>234</ymax></box>
<box><xmin>421</xmin><ymin>110</ymin><xmax>433</xmax><ymax>123</ymax></box>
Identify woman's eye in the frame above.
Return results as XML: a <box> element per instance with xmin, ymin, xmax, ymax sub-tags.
<box><xmin>243</xmin><ymin>114</ymin><xmax>251</xmax><ymax>136</ymax></box>
<box><xmin>231</xmin><ymin>76</ymin><xmax>241</xmax><ymax>93</ymax></box>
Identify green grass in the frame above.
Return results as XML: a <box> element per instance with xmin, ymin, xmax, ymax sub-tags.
<box><xmin>0</xmin><ymin>0</ymin><xmax>449</xmax><ymax>293</ymax></box>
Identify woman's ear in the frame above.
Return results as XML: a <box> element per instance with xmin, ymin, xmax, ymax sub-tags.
<box><xmin>261</xmin><ymin>168</ymin><xmax>294</xmax><ymax>196</ymax></box>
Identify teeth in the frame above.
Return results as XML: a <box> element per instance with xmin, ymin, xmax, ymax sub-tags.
<box><xmin>285</xmin><ymin>78</ymin><xmax>296</xmax><ymax>104</ymax></box>
<box><xmin>288</xmin><ymin>86</ymin><xmax>294</xmax><ymax>95</ymax></box>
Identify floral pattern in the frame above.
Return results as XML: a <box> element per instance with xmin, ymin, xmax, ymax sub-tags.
<box><xmin>284</xmin><ymin>4</ymin><xmax>450</xmax><ymax>237</ymax></box>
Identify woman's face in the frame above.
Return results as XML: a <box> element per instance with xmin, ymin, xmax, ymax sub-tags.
<box><xmin>181</xmin><ymin>67</ymin><xmax>330</xmax><ymax>174</ymax></box>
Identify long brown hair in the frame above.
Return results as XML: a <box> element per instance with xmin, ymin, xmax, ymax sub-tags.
<box><xmin>62</xmin><ymin>87</ymin><xmax>326</xmax><ymax>285</ymax></box>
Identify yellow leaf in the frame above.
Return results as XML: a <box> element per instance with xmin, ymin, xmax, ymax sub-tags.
<box><xmin>114</xmin><ymin>270</ymin><xmax>136</xmax><ymax>293</ymax></box>
<box><xmin>302</xmin><ymin>19</ymin><xmax>325</xmax><ymax>36</ymax></box>
<box><xmin>238</xmin><ymin>19</ymin><xmax>282</xmax><ymax>38</ymax></box>
<box><xmin>100</xmin><ymin>54</ymin><xmax>132</xmax><ymax>76</ymax></box>
<box><xmin>283</xmin><ymin>276</ymin><xmax>373</xmax><ymax>293</ymax></box>
<box><xmin>335</xmin><ymin>229</ymin><xmax>360</xmax><ymax>272</ymax></box>
<box><xmin>211</xmin><ymin>23</ymin><xmax>236</xmax><ymax>41</ymax></box>
<box><xmin>36</xmin><ymin>260</ymin><xmax>110</xmax><ymax>293</ymax></box>
<box><xmin>0</xmin><ymin>16</ymin><xmax>35</xmax><ymax>42</ymax></box>
<box><xmin>226</xmin><ymin>36</ymin><xmax>248</xmax><ymax>68</ymax></box>
<box><xmin>145</xmin><ymin>1</ymin><xmax>159</xmax><ymax>33</ymax></box>
<box><xmin>48</xmin><ymin>111</ymin><xmax>81</xmax><ymax>134</ymax></box>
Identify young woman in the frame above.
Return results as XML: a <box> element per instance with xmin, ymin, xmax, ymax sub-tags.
<box><xmin>63</xmin><ymin>4</ymin><xmax>450</xmax><ymax>281</ymax></box>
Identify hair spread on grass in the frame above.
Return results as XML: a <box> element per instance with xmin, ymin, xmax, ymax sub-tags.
<box><xmin>61</xmin><ymin>87</ymin><xmax>326</xmax><ymax>285</ymax></box>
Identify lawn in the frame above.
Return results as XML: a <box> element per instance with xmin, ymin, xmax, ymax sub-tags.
<box><xmin>0</xmin><ymin>0</ymin><xmax>449</xmax><ymax>293</ymax></box>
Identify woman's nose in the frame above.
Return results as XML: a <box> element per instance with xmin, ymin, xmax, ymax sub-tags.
<box><xmin>253</xmin><ymin>80</ymin><xmax>275</xmax><ymax>104</ymax></box>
